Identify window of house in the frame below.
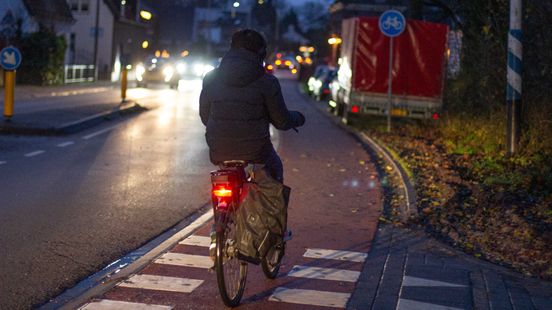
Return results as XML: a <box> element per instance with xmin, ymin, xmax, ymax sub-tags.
<box><xmin>69</xmin><ymin>0</ymin><xmax>79</xmax><ymax>11</ymax></box>
<box><xmin>80</xmin><ymin>0</ymin><xmax>89</xmax><ymax>12</ymax></box>
<box><xmin>69</xmin><ymin>0</ymin><xmax>90</xmax><ymax>13</ymax></box>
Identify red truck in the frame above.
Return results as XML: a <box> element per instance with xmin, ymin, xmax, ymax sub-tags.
<box><xmin>331</xmin><ymin>17</ymin><xmax>449</xmax><ymax>121</ymax></box>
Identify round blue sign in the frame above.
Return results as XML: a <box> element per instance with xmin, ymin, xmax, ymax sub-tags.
<box><xmin>379</xmin><ymin>10</ymin><xmax>406</xmax><ymax>38</ymax></box>
<box><xmin>0</xmin><ymin>46</ymin><xmax>22</xmax><ymax>70</ymax></box>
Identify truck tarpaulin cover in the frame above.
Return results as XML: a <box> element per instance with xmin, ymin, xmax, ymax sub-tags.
<box><xmin>353</xmin><ymin>17</ymin><xmax>449</xmax><ymax>98</ymax></box>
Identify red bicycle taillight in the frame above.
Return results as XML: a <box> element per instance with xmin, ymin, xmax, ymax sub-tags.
<box><xmin>213</xmin><ymin>185</ymin><xmax>232</xmax><ymax>198</ymax></box>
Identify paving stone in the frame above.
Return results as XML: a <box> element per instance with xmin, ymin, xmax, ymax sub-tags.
<box><xmin>400</xmin><ymin>286</ymin><xmax>472</xmax><ymax>310</ymax></box>
<box><xmin>484</xmin><ymin>271</ymin><xmax>513</xmax><ymax>310</ymax></box>
<box><xmin>405</xmin><ymin>264</ymin><xmax>469</xmax><ymax>286</ymax></box>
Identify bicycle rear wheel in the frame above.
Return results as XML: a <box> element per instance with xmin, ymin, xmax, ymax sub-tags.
<box><xmin>261</xmin><ymin>243</ymin><xmax>284</xmax><ymax>279</ymax></box>
<box><xmin>215</xmin><ymin>214</ymin><xmax>247</xmax><ymax>307</ymax></box>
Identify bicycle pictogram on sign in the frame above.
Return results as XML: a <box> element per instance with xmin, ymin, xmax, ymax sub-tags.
<box><xmin>379</xmin><ymin>10</ymin><xmax>406</xmax><ymax>38</ymax></box>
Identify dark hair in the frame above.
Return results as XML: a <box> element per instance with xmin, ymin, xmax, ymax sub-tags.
<box><xmin>231</xmin><ymin>29</ymin><xmax>267</xmax><ymax>58</ymax></box>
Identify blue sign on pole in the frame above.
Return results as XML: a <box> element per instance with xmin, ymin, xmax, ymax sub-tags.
<box><xmin>0</xmin><ymin>46</ymin><xmax>22</xmax><ymax>70</ymax></box>
<box><xmin>379</xmin><ymin>10</ymin><xmax>406</xmax><ymax>38</ymax></box>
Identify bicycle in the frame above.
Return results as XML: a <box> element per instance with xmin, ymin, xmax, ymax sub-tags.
<box><xmin>210</xmin><ymin>161</ymin><xmax>287</xmax><ymax>307</ymax></box>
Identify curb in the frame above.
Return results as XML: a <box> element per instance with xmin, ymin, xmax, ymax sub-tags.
<box><xmin>40</xmin><ymin>204</ymin><xmax>213</xmax><ymax>310</ymax></box>
<box><xmin>296</xmin><ymin>85</ymin><xmax>417</xmax><ymax>222</ymax></box>
<box><xmin>0</xmin><ymin>101</ymin><xmax>146</xmax><ymax>136</ymax></box>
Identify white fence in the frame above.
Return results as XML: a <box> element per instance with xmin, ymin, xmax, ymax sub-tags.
<box><xmin>64</xmin><ymin>65</ymin><xmax>95</xmax><ymax>83</ymax></box>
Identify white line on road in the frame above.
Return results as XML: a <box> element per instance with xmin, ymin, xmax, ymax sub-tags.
<box><xmin>24</xmin><ymin>150</ymin><xmax>45</xmax><ymax>157</ymax></box>
<box><xmin>402</xmin><ymin>276</ymin><xmax>467</xmax><ymax>288</ymax></box>
<box><xmin>287</xmin><ymin>265</ymin><xmax>360</xmax><ymax>282</ymax></box>
<box><xmin>303</xmin><ymin>248</ymin><xmax>367</xmax><ymax>263</ymax></box>
<box><xmin>82</xmin><ymin>124</ymin><xmax>121</xmax><ymax>140</ymax></box>
<box><xmin>179</xmin><ymin>235</ymin><xmax>210</xmax><ymax>248</ymax></box>
<box><xmin>57</xmin><ymin>141</ymin><xmax>75</xmax><ymax>147</ymax></box>
<box><xmin>79</xmin><ymin>299</ymin><xmax>172</xmax><ymax>310</ymax></box>
<box><xmin>154</xmin><ymin>253</ymin><xmax>212</xmax><ymax>269</ymax></box>
<box><xmin>118</xmin><ymin>274</ymin><xmax>203</xmax><ymax>293</ymax></box>
<box><xmin>0</xmin><ymin>161</ymin><xmax>6</xmax><ymax>165</ymax></box>
<box><xmin>397</xmin><ymin>298</ymin><xmax>464</xmax><ymax>310</ymax></box>
<box><xmin>268</xmin><ymin>287</ymin><xmax>350</xmax><ymax>308</ymax></box>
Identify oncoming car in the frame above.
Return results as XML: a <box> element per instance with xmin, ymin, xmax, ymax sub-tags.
<box><xmin>175</xmin><ymin>57</ymin><xmax>217</xmax><ymax>80</ymax></box>
<box><xmin>135</xmin><ymin>57</ymin><xmax>179</xmax><ymax>88</ymax></box>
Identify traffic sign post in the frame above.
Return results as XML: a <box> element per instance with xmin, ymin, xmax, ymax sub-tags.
<box><xmin>1</xmin><ymin>46</ymin><xmax>22</xmax><ymax>120</ymax></box>
<box><xmin>379</xmin><ymin>10</ymin><xmax>406</xmax><ymax>133</ymax></box>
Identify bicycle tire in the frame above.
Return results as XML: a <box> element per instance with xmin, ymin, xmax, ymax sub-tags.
<box><xmin>261</xmin><ymin>244</ymin><xmax>284</xmax><ymax>279</ymax></box>
<box><xmin>215</xmin><ymin>215</ymin><xmax>247</xmax><ymax>307</ymax></box>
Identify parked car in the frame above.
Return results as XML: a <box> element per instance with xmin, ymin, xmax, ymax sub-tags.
<box><xmin>135</xmin><ymin>57</ymin><xmax>179</xmax><ymax>88</ymax></box>
<box><xmin>307</xmin><ymin>65</ymin><xmax>337</xmax><ymax>101</ymax></box>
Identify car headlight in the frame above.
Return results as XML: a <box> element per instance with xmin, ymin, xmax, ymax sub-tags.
<box><xmin>163</xmin><ymin>66</ymin><xmax>174</xmax><ymax>82</ymax></box>
<box><xmin>177</xmin><ymin>62</ymin><xmax>187</xmax><ymax>74</ymax></box>
<box><xmin>136</xmin><ymin>64</ymin><xmax>145</xmax><ymax>81</ymax></box>
<box><xmin>193</xmin><ymin>63</ymin><xmax>204</xmax><ymax>76</ymax></box>
<box><xmin>203</xmin><ymin>64</ymin><xmax>215</xmax><ymax>75</ymax></box>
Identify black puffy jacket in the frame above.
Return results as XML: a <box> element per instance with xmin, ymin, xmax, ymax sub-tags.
<box><xmin>199</xmin><ymin>48</ymin><xmax>304</xmax><ymax>164</ymax></box>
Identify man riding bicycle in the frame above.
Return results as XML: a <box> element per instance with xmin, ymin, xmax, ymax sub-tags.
<box><xmin>199</xmin><ymin>29</ymin><xmax>305</xmax><ymax>184</ymax></box>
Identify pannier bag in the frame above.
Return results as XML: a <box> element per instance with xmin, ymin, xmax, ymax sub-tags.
<box><xmin>235</xmin><ymin>166</ymin><xmax>290</xmax><ymax>264</ymax></box>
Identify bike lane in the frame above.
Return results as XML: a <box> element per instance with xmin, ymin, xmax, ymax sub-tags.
<box><xmin>78</xmin><ymin>78</ymin><xmax>383</xmax><ymax>309</ymax></box>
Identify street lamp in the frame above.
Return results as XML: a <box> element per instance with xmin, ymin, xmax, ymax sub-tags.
<box><xmin>233</xmin><ymin>1</ymin><xmax>240</xmax><ymax>8</ymax></box>
<box><xmin>328</xmin><ymin>35</ymin><xmax>342</xmax><ymax>66</ymax></box>
<box><xmin>140</xmin><ymin>10</ymin><xmax>152</xmax><ymax>21</ymax></box>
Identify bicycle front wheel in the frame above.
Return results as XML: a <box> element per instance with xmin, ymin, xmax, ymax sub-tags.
<box><xmin>215</xmin><ymin>216</ymin><xmax>247</xmax><ymax>307</ymax></box>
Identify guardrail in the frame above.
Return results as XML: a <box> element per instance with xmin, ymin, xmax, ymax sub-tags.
<box><xmin>64</xmin><ymin>65</ymin><xmax>95</xmax><ymax>84</ymax></box>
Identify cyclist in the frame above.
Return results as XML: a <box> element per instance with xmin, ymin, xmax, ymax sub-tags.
<box><xmin>199</xmin><ymin>29</ymin><xmax>305</xmax><ymax>259</ymax></box>
<box><xmin>199</xmin><ymin>29</ymin><xmax>305</xmax><ymax>183</ymax></box>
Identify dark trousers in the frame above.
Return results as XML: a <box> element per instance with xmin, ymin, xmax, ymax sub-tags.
<box><xmin>264</xmin><ymin>147</ymin><xmax>284</xmax><ymax>183</ymax></box>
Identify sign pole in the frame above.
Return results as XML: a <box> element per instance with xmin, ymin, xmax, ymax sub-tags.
<box><xmin>4</xmin><ymin>70</ymin><xmax>15</xmax><ymax>120</ymax></box>
<box><xmin>1</xmin><ymin>46</ymin><xmax>22</xmax><ymax>120</ymax></box>
<box><xmin>379</xmin><ymin>10</ymin><xmax>405</xmax><ymax>133</ymax></box>
<box><xmin>387</xmin><ymin>37</ymin><xmax>393</xmax><ymax>133</ymax></box>
<box><xmin>506</xmin><ymin>0</ymin><xmax>523</xmax><ymax>155</ymax></box>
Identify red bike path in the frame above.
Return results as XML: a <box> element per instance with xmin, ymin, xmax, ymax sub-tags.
<box><xmin>78</xmin><ymin>79</ymin><xmax>383</xmax><ymax>309</ymax></box>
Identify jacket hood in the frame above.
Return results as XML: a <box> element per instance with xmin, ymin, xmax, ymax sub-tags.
<box><xmin>217</xmin><ymin>48</ymin><xmax>265</xmax><ymax>87</ymax></box>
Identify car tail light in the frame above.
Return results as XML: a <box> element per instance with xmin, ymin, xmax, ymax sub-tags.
<box><xmin>351</xmin><ymin>105</ymin><xmax>360</xmax><ymax>113</ymax></box>
<box><xmin>323</xmin><ymin>89</ymin><xmax>330</xmax><ymax>95</ymax></box>
<box><xmin>213</xmin><ymin>185</ymin><xmax>232</xmax><ymax>197</ymax></box>
<box><xmin>432</xmin><ymin>112</ymin><xmax>439</xmax><ymax>120</ymax></box>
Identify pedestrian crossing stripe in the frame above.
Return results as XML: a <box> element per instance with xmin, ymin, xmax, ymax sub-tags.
<box><xmin>269</xmin><ymin>287</ymin><xmax>350</xmax><ymax>308</ymax></box>
<box><xmin>303</xmin><ymin>248</ymin><xmax>367</xmax><ymax>262</ymax></box>
<box><xmin>154</xmin><ymin>252</ymin><xmax>213</xmax><ymax>269</ymax></box>
<box><xmin>287</xmin><ymin>265</ymin><xmax>360</xmax><ymax>282</ymax></box>
<box><xmin>402</xmin><ymin>276</ymin><xmax>467</xmax><ymax>287</ymax></box>
<box><xmin>118</xmin><ymin>274</ymin><xmax>204</xmax><ymax>293</ymax></box>
<box><xmin>80</xmin><ymin>299</ymin><xmax>172</xmax><ymax>310</ymax></box>
<box><xmin>179</xmin><ymin>235</ymin><xmax>210</xmax><ymax>248</ymax></box>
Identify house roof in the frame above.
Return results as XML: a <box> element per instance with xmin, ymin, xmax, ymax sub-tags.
<box><xmin>22</xmin><ymin>0</ymin><xmax>75</xmax><ymax>25</ymax></box>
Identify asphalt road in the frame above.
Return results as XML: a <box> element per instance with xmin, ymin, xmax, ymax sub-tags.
<box><xmin>0</xmin><ymin>80</ymin><xmax>215</xmax><ymax>309</ymax></box>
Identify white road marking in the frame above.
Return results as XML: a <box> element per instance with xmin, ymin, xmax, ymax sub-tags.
<box><xmin>397</xmin><ymin>298</ymin><xmax>464</xmax><ymax>310</ymax></box>
<box><xmin>0</xmin><ymin>161</ymin><xmax>6</xmax><ymax>165</ymax></box>
<box><xmin>79</xmin><ymin>299</ymin><xmax>172</xmax><ymax>310</ymax></box>
<box><xmin>303</xmin><ymin>248</ymin><xmax>367</xmax><ymax>263</ymax></box>
<box><xmin>402</xmin><ymin>276</ymin><xmax>467</xmax><ymax>288</ymax></box>
<box><xmin>268</xmin><ymin>287</ymin><xmax>350</xmax><ymax>308</ymax></box>
<box><xmin>179</xmin><ymin>235</ymin><xmax>210</xmax><ymax>248</ymax></box>
<box><xmin>287</xmin><ymin>265</ymin><xmax>360</xmax><ymax>282</ymax></box>
<box><xmin>57</xmin><ymin>141</ymin><xmax>75</xmax><ymax>147</ymax></box>
<box><xmin>82</xmin><ymin>124</ymin><xmax>121</xmax><ymax>140</ymax></box>
<box><xmin>24</xmin><ymin>150</ymin><xmax>45</xmax><ymax>157</ymax></box>
<box><xmin>154</xmin><ymin>253</ymin><xmax>212</xmax><ymax>269</ymax></box>
<box><xmin>118</xmin><ymin>274</ymin><xmax>203</xmax><ymax>293</ymax></box>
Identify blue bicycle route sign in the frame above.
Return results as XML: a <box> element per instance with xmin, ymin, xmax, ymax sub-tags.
<box><xmin>379</xmin><ymin>10</ymin><xmax>406</xmax><ymax>38</ymax></box>
<box><xmin>0</xmin><ymin>46</ymin><xmax>22</xmax><ymax>70</ymax></box>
